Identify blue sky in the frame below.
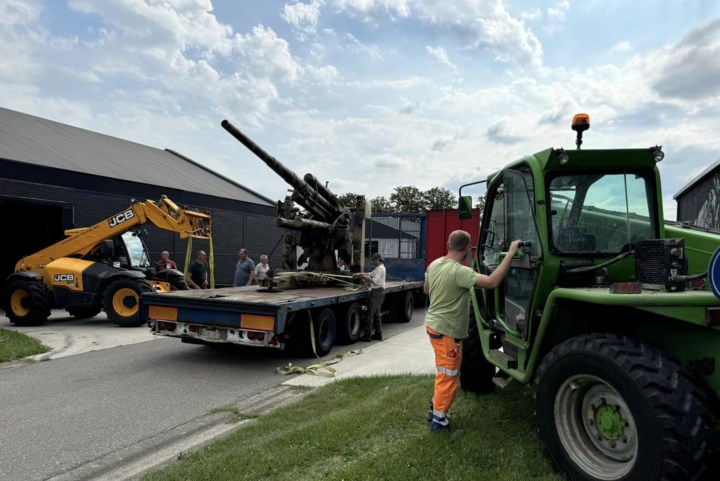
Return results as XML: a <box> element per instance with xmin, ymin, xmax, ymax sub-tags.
<box><xmin>2</xmin><ymin>1</ymin><xmax>720</xmax><ymax>220</ymax></box>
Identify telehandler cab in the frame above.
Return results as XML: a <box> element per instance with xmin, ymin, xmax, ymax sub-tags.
<box><xmin>459</xmin><ymin>114</ymin><xmax>719</xmax><ymax>480</ymax></box>
<box><xmin>3</xmin><ymin>195</ymin><xmax>211</xmax><ymax>327</ymax></box>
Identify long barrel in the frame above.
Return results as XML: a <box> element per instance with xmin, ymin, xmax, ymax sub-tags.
<box><xmin>221</xmin><ymin>119</ymin><xmax>339</xmax><ymax>220</ymax></box>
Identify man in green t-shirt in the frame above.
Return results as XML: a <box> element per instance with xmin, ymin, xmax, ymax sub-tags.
<box><xmin>187</xmin><ymin>250</ymin><xmax>210</xmax><ymax>289</ymax></box>
<box><xmin>424</xmin><ymin>230</ymin><xmax>521</xmax><ymax>431</ymax></box>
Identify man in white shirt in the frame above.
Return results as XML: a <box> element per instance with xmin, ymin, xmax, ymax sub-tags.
<box><xmin>360</xmin><ymin>252</ymin><xmax>386</xmax><ymax>341</ymax></box>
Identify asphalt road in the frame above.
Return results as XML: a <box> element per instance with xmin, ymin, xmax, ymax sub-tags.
<box><xmin>0</xmin><ymin>308</ymin><xmax>425</xmax><ymax>481</ymax></box>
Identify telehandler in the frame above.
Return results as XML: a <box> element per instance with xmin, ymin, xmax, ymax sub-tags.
<box><xmin>459</xmin><ymin>114</ymin><xmax>719</xmax><ymax>480</ymax></box>
<box><xmin>3</xmin><ymin>195</ymin><xmax>211</xmax><ymax>327</ymax></box>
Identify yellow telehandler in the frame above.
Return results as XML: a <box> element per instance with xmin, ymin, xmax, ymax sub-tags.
<box><xmin>3</xmin><ymin>195</ymin><xmax>211</xmax><ymax>327</ymax></box>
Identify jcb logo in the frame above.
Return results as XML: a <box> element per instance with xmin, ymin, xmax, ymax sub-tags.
<box><xmin>54</xmin><ymin>274</ymin><xmax>75</xmax><ymax>283</ymax></box>
<box><xmin>109</xmin><ymin>209</ymin><xmax>135</xmax><ymax>227</ymax></box>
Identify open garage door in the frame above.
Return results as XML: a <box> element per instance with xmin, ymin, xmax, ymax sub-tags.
<box><xmin>0</xmin><ymin>196</ymin><xmax>73</xmax><ymax>294</ymax></box>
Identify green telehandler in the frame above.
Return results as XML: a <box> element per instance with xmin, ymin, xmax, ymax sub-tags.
<box><xmin>459</xmin><ymin>114</ymin><xmax>719</xmax><ymax>480</ymax></box>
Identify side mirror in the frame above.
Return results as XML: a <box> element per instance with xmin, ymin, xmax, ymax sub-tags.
<box><xmin>459</xmin><ymin>195</ymin><xmax>473</xmax><ymax>220</ymax></box>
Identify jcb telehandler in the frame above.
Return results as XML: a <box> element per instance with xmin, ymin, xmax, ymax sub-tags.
<box><xmin>3</xmin><ymin>195</ymin><xmax>211</xmax><ymax>327</ymax></box>
<box><xmin>459</xmin><ymin>114</ymin><xmax>719</xmax><ymax>480</ymax></box>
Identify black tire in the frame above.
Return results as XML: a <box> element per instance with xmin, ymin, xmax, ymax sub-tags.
<box><xmin>336</xmin><ymin>302</ymin><xmax>362</xmax><ymax>344</ymax></box>
<box><xmin>459</xmin><ymin>313</ymin><xmax>496</xmax><ymax>393</ymax></box>
<box><xmin>102</xmin><ymin>278</ymin><xmax>154</xmax><ymax>327</ymax></box>
<box><xmin>2</xmin><ymin>279</ymin><xmax>51</xmax><ymax>326</ymax></box>
<box><xmin>66</xmin><ymin>307</ymin><xmax>102</xmax><ymax>319</ymax></box>
<box><xmin>395</xmin><ymin>291</ymin><xmax>414</xmax><ymax>323</ymax></box>
<box><xmin>534</xmin><ymin>333</ymin><xmax>716</xmax><ymax>481</ymax></box>
<box><xmin>306</xmin><ymin>308</ymin><xmax>336</xmax><ymax>357</ymax></box>
<box><xmin>168</xmin><ymin>276</ymin><xmax>188</xmax><ymax>291</ymax></box>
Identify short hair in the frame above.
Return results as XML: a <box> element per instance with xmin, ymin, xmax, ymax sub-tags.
<box><xmin>198</xmin><ymin>250</ymin><xmax>206</xmax><ymax>256</ymax></box>
<box><xmin>161</xmin><ymin>251</ymin><xmax>169</xmax><ymax>256</ymax></box>
<box><xmin>239</xmin><ymin>248</ymin><xmax>248</xmax><ymax>255</ymax></box>
<box><xmin>260</xmin><ymin>255</ymin><xmax>268</xmax><ymax>261</ymax></box>
<box><xmin>448</xmin><ymin>230</ymin><xmax>471</xmax><ymax>252</ymax></box>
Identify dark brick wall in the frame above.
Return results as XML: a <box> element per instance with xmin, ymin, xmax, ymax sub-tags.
<box><xmin>0</xmin><ymin>164</ymin><xmax>283</xmax><ymax>287</ymax></box>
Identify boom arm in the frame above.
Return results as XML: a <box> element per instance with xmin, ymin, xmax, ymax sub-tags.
<box><xmin>15</xmin><ymin>195</ymin><xmax>212</xmax><ymax>273</ymax></box>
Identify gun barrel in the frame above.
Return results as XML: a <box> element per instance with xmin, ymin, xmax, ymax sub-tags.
<box><xmin>276</xmin><ymin>217</ymin><xmax>332</xmax><ymax>231</ymax></box>
<box><xmin>221</xmin><ymin>119</ymin><xmax>306</xmax><ymax>192</ymax></box>
<box><xmin>304</xmin><ymin>173</ymin><xmax>343</xmax><ymax>213</ymax></box>
<box><xmin>222</xmin><ymin>119</ymin><xmax>340</xmax><ymax>220</ymax></box>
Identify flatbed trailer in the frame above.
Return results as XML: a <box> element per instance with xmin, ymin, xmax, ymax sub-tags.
<box><xmin>142</xmin><ymin>279</ymin><xmax>424</xmax><ymax>356</ymax></box>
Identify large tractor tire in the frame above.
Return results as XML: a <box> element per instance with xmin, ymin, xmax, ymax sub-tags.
<box><xmin>534</xmin><ymin>333</ymin><xmax>716</xmax><ymax>481</ymax></box>
<box><xmin>2</xmin><ymin>279</ymin><xmax>51</xmax><ymax>326</ymax></box>
<box><xmin>459</xmin><ymin>314</ymin><xmax>496</xmax><ymax>393</ymax></box>
<box><xmin>66</xmin><ymin>307</ymin><xmax>102</xmax><ymax>319</ymax></box>
<box><xmin>336</xmin><ymin>302</ymin><xmax>362</xmax><ymax>344</ymax></box>
<box><xmin>103</xmin><ymin>278</ymin><xmax>154</xmax><ymax>327</ymax></box>
<box><xmin>395</xmin><ymin>291</ymin><xmax>414</xmax><ymax>323</ymax></box>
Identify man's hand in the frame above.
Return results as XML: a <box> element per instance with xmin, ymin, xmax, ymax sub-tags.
<box><xmin>508</xmin><ymin>239</ymin><xmax>523</xmax><ymax>257</ymax></box>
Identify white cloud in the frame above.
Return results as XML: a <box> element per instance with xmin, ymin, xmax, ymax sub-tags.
<box><xmin>425</xmin><ymin>45</ymin><xmax>456</xmax><ymax>69</ymax></box>
<box><xmin>343</xmin><ymin>33</ymin><xmax>382</xmax><ymax>59</ymax></box>
<box><xmin>333</xmin><ymin>0</ymin><xmax>411</xmax><ymax>22</ymax></box>
<box><xmin>282</xmin><ymin>0</ymin><xmax>325</xmax><ymax>39</ymax></box>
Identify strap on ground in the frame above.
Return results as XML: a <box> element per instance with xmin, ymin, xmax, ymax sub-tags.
<box><xmin>276</xmin><ymin>349</ymin><xmax>363</xmax><ymax>377</ymax></box>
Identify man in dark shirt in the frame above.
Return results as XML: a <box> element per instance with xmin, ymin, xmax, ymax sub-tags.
<box><xmin>188</xmin><ymin>250</ymin><xmax>209</xmax><ymax>289</ymax></box>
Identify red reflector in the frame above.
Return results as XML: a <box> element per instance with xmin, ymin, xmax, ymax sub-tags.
<box><xmin>706</xmin><ymin>308</ymin><xmax>720</xmax><ymax>326</ymax></box>
<box><xmin>269</xmin><ymin>336</ymin><xmax>278</xmax><ymax>346</ymax></box>
<box><xmin>188</xmin><ymin>325</ymin><xmax>197</xmax><ymax>333</ymax></box>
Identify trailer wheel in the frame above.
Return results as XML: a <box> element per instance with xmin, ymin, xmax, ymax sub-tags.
<box><xmin>307</xmin><ymin>308</ymin><xmax>336</xmax><ymax>357</ymax></box>
<box><xmin>2</xmin><ymin>279</ymin><xmax>51</xmax><ymax>326</ymax></box>
<box><xmin>103</xmin><ymin>278</ymin><xmax>154</xmax><ymax>327</ymax></box>
<box><xmin>459</xmin><ymin>313</ymin><xmax>496</xmax><ymax>393</ymax></box>
<box><xmin>395</xmin><ymin>291</ymin><xmax>414</xmax><ymax>323</ymax></box>
<box><xmin>66</xmin><ymin>307</ymin><xmax>102</xmax><ymax>319</ymax></box>
<box><xmin>336</xmin><ymin>302</ymin><xmax>361</xmax><ymax>344</ymax></box>
<box><xmin>534</xmin><ymin>333</ymin><xmax>716</xmax><ymax>481</ymax></box>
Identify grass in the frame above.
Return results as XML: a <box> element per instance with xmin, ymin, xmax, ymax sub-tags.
<box><xmin>142</xmin><ymin>375</ymin><xmax>563</xmax><ymax>481</ymax></box>
<box><xmin>0</xmin><ymin>327</ymin><xmax>50</xmax><ymax>362</ymax></box>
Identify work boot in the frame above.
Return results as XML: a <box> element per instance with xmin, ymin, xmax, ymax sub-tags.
<box><xmin>430</xmin><ymin>414</ymin><xmax>450</xmax><ymax>432</ymax></box>
<box><xmin>359</xmin><ymin>334</ymin><xmax>372</xmax><ymax>342</ymax></box>
<box><xmin>371</xmin><ymin>332</ymin><xmax>383</xmax><ymax>341</ymax></box>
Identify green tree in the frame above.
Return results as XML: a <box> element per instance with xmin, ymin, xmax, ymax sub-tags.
<box><xmin>336</xmin><ymin>192</ymin><xmax>359</xmax><ymax>209</ymax></box>
<box><xmin>423</xmin><ymin>187</ymin><xmax>456</xmax><ymax>210</ymax></box>
<box><xmin>370</xmin><ymin>196</ymin><xmax>395</xmax><ymax>213</ymax></box>
<box><xmin>475</xmin><ymin>195</ymin><xmax>486</xmax><ymax>211</ymax></box>
<box><xmin>390</xmin><ymin>186</ymin><xmax>424</xmax><ymax>212</ymax></box>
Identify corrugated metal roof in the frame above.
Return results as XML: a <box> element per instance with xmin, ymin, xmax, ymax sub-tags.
<box><xmin>674</xmin><ymin>157</ymin><xmax>720</xmax><ymax>200</ymax></box>
<box><xmin>0</xmin><ymin>107</ymin><xmax>273</xmax><ymax>206</ymax></box>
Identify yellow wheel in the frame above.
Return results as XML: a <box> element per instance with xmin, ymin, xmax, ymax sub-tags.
<box><xmin>2</xmin><ymin>279</ymin><xmax>51</xmax><ymax>326</ymax></box>
<box><xmin>102</xmin><ymin>278</ymin><xmax>154</xmax><ymax>327</ymax></box>
<box><xmin>10</xmin><ymin>289</ymin><xmax>30</xmax><ymax>317</ymax></box>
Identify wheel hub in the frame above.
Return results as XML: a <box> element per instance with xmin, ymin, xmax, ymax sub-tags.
<box><xmin>594</xmin><ymin>403</ymin><xmax>624</xmax><ymax>440</ymax></box>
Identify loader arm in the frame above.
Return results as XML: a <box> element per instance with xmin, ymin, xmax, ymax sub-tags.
<box><xmin>14</xmin><ymin>195</ymin><xmax>211</xmax><ymax>276</ymax></box>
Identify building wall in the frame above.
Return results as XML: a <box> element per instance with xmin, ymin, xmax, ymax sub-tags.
<box><xmin>676</xmin><ymin>170</ymin><xmax>720</xmax><ymax>230</ymax></box>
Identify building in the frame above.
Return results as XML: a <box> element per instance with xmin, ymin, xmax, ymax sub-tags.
<box><xmin>674</xmin><ymin>158</ymin><xmax>720</xmax><ymax>230</ymax></box>
<box><xmin>0</xmin><ymin>107</ymin><xmax>284</xmax><ymax>288</ymax></box>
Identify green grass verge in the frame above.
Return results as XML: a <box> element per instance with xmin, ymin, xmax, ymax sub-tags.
<box><xmin>0</xmin><ymin>328</ymin><xmax>50</xmax><ymax>362</ymax></box>
<box><xmin>142</xmin><ymin>375</ymin><xmax>563</xmax><ymax>481</ymax></box>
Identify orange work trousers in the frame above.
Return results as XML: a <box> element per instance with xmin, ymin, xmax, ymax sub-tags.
<box><xmin>427</xmin><ymin>327</ymin><xmax>463</xmax><ymax>417</ymax></box>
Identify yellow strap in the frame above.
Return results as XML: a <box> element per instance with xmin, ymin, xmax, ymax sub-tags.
<box><xmin>183</xmin><ymin>236</ymin><xmax>193</xmax><ymax>288</ymax></box>
<box><xmin>275</xmin><ymin>349</ymin><xmax>363</xmax><ymax>377</ymax></box>
<box><xmin>207</xmin><ymin>233</ymin><xmax>215</xmax><ymax>288</ymax></box>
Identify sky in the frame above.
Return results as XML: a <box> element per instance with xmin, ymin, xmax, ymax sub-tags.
<box><xmin>2</xmin><ymin>1</ymin><xmax>720</xmax><ymax>220</ymax></box>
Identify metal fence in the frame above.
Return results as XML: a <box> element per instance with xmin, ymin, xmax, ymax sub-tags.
<box><xmin>365</xmin><ymin>213</ymin><xmax>426</xmax><ymax>260</ymax></box>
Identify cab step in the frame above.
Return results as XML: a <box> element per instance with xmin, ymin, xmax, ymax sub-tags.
<box><xmin>488</xmin><ymin>348</ymin><xmax>518</xmax><ymax>369</ymax></box>
<box><xmin>492</xmin><ymin>375</ymin><xmax>514</xmax><ymax>390</ymax></box>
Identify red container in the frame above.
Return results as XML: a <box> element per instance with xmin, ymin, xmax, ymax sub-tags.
<box><xmin>425</xmin><ymin>209</ymin><xmax>480</xmax><ymax>268</ymax></box>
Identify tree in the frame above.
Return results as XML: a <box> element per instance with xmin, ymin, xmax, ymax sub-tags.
<box><xmin>424</xmin><ymin>187</ymin><xmax>456</xmax><ymax>210</ymax></box>
<box><xmin>336</xmin><ymin>192</ymin><xmax>359</xmax><ymax>209</ymax></box>
<box><xmin>370</xmin><ymin>196</ymin><xmax>395</xmax><ymax>213</ymax></box>
<box><xmin>390</xmin><ymin>186</ymin><xmax>424</xmax><ymax>212</ymax></box>
<box><xmin>475</xmin><ymin>195</ymin><xmax>486</xmax><ymax>211</ymax></box>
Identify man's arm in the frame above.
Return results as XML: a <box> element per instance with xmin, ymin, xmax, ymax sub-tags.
<box><xmin>475</xmin><ymin>240</ymin><xmax>522</xmax><ymax>289</ymax></box>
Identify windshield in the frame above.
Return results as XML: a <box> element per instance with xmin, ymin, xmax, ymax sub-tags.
<box><xmin>121</xmin><ymin>232</ymin><xmax>151</xmax><ymax>268</ymax></box>
<box><xmin>548</xmin><ymin>172</ymin><xmax>656</xmax><ymax>254</ymax></box>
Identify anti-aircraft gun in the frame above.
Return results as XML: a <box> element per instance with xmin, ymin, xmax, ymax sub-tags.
<box><xmin>221</xmin><ymin>120</ymin><xmax>370</xmax><ymax>279</ymax></box>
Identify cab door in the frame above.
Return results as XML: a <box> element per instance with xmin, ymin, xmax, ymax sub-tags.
<box><xmin>479</xmin><ymin>168</ymin><xmax>541</xmax><ymax>340</ymax></box>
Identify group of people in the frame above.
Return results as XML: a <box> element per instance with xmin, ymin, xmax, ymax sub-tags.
<box><xmin>155</xmin><ymin>230</ymin><xmax>516</xmax><ymax>435</ymax></box>
<box><xmin>154</xmin><ymin>248</ymin><xmax>271</xmax><ymax>289</ymax></box>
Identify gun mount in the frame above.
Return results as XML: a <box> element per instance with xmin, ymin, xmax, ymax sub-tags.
<box><xmin>221</xmin><ymin>119</ymin><xmax>369</xmax><ymax>274</ymax></box>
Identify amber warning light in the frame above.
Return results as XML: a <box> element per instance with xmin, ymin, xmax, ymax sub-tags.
<box><xmin>571</xmin><ymin>113</ymin><xmax>590</xmax><ymax>150</ymax></box>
